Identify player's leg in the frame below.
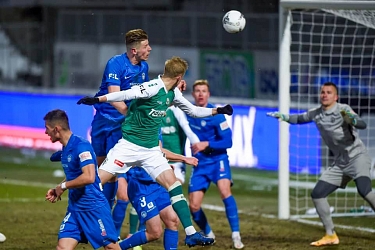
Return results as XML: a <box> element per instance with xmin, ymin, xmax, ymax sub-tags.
<box><xmin>142</xmin><ymin>147</ymin><xmax>214</xmax><ymax>246</ymax></box>
<box><xmin>310</xmin><ymin>166</ymin><xmax>343</xmax><ymax>246</ymax></box>
<box><xmin>77</xmin><ymin>206</ymin><xmax>120</xmax><ymax>250</ymax></box>
<box><xmin>128</xmin><ymin>207</ymin><xmax>139</xmax><ymax>236</ymax></box>
<box><xmin>172</xmin><ymin>162</ymin><xmax>186</xmax><ymax>184</ymax></box>
<box><xmin>215</xmin><ymin>158</ymin><xmax>243</xmax><ymax>249</ymax></box>
<box><xmin>351</xmin><ymin>154</ymin><xmax>375</xmax><ymax>210</ymax></box>
<box><xmin>57</xmin><ymin>211</ymin><xmax>80</xmax><ymax>250</ymax></box>
<box><xmin>158</xmin><ymin>189</ymin><xmax>179</xmax><ymax>250</ymax></box>
<box><xmin>112</xmin><ymin>175</ymin><xmax>130</xmax><ymax>238</ymax></box>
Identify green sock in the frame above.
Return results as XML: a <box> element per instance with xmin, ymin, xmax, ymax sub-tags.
<box><xmin>169</xmin><ymin>183</ymin><xmax>193</xmax><ymax>229</ymax></box>
<box><xmin>129</xmin><ymin>207</ymin><xmax>139</xmax><ymax>234</ymax></box>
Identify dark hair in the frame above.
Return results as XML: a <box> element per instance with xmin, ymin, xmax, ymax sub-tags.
<box><xmin>322</xmin><ymin>82</ymin><xmax>338</xmax><ymax>95</ymax></box>
<box><xmin>125</xmin><ymin>29</ymin><xmax>148</xmax><ymax>49</ymax></box>
<box><xmin>43</xmin><ymin>109</ymin><xmax>70</xmax><ymax>130</ymax></box>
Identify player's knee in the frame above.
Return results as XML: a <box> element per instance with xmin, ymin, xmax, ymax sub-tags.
<box><xmin>147</xmin><ymin>225</ymin><xmax>163</xmax><ymax>241</ymax></box>
<box><xmin>165</xmin><ymin>214</ymin><xmax>180</xmax><ymax>231</ymax></box>
<box><xmin>311</xmin><ymin>181</ymin><xmax>336</xmax><ymax>199</ymax></box>
<box><xmin>355</xmin><ymin>176</ymin><xmax>372</xmax><ymax>198</ymax></box>
<box><xmin>189</xmin><ymin>201</ymin><xmax>200</xmax><ymax>213</ymax></box>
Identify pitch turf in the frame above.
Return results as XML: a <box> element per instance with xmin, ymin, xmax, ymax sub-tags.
<box><xmin>0</xmin><ymin>147</ymin><xmax>375</xmax><ymax>249</ymax></box>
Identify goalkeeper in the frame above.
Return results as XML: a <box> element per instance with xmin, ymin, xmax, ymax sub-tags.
<box><xmin>268</xmin><ymin>82</ymin><xmax>375</xmax><ymax>247</ymax></box>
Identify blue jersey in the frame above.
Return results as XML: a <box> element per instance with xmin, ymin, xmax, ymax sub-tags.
<box><xmin>93</xmin><ymin>53</ymin><xmax>149</xmax><ymax>123</ymax></box>
<box><xmin>186</xmin><ymin>103</ymin><xmax>232</xmax><ymax>164</ymax></box>
<box><xmin>61</xmin><ymin>134</ymin><xmax>107</xmax><ymax>211</ymax></box>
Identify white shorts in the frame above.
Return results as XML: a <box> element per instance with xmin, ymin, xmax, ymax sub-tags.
<box><xmin>100</xmin><ymin>138</ymin><xmax>171</xmax><ymax>180</ymax></box>
<box><xmin>171</xmin><ymin>162</ymin><xmax>186</xmax><ymax>184</ymax></box>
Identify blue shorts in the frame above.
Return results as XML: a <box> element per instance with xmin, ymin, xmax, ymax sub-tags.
<box><xmin>129</xmin><ymin>182</ymin><xmax>170</xmax><ymax>225</ymax></box>
<box><xmin>58</xmin><ymin>205</ymin><xmax>118</xmax><ymax>249</ymax></box>
<box><xmin>91</xmin><ymin>115</ymin><xmax>122</xmax><ymax>157</ymax></box>
<box><xmin>188</xmin><ymin>157</ymin><xmax>232</xmax><ymax>193</ymax></box>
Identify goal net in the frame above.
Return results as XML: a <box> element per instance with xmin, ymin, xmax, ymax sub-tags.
<box><xmin>279</xmin><ymin>0</ymin><xmax>375</xmax><ymax>219</ymax></box>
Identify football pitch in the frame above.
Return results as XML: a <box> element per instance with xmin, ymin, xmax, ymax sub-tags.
<box><xmin>1</xmin><ymin>147</ymin><xmax>375</xmax><ymax>249</ymax></box>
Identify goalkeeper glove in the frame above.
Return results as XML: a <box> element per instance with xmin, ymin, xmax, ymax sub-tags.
<box><xmin>266</xmin><ymin>112</ymin><xmax>289</xmax><ymax>122</ymax></box>
<box><xmin>340</xmin><ymin>109</ymin><xmax>357</xmax><ymax>125</ymax></box>
<box><xmin>77</xmin><ymin>96</ymin><xmax>100</xmax><ymax>105</ymax></box>
<box><xmin>217</xmin><ymin>104</ymin><xmax>233</xmax><ymax>115</ymax></box>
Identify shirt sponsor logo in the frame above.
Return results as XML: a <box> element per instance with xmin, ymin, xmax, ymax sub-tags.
<box><xmin>108</xmin><ymin>73</ymin><xmax>119</xmax><ymax>80</ymax></box>
<box><xmin>149</xmin><ymin>109</ymin><xmax>167</xmax><ymax>117</ymax></box>
<box><xmin>114</xmin><ymin>159</ymin><xmax>125</xmax><ymax>167</ymax></box>
<box><xmin>79</xmin><ymin>151</ymin><xmax>92</xmax><ymax>162</ymax></box>
<box><xmin>98</xmin><ymin>219</ymin><xmax>107</xmax><ymax>236</ymax></box>
<box><xmin>220</xmin><ymin>121</ymin><xmax>229</xmax><ymax>130</ymax></box>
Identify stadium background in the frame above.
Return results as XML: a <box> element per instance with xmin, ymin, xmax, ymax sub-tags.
<box><xmin>1</xmin><ymin>1</ymin><xmax>375</xmax><ymax>249</ymax></box>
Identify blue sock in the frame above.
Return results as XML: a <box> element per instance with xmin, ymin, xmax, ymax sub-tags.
<box><xmin>223</xmin><ymin>195</ymin><xmax>240</xmax><ymax>232</ymax></box>
<box><xmin>164</xmin><ymin>228</ymin><xmax>178</xmax><ymax>250</ymax></box>
<box><xmin>102</xmin><ymin>181</ymin><xmax>118</xmax><ymax>209</ymax></box>
<box><xmin>119</xmin><ymin>230</ymin><xmax>147</xmax><ymax>249</ymax></box>
<box><xmin>191</xmin><ymin>208</ymin><xmax>211</xmax><ymax>235</ymax></box>
<box><xmin>112</xmin><ymin>199</ymin><xmax>129</xmax><ymax>236</ymax></box>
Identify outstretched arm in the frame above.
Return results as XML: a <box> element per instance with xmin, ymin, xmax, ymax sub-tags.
<box><xmin>267</xmin><ymin>111</ymin><xmax>314</xmax><ymax>124</ymax></box>
<box><xmin>170</xmin><ymin>106</ymin><xmax>200</xmax><ymax>144</ymax></box>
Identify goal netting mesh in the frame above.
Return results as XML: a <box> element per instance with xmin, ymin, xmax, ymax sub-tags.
<box><xmin>289</xmin><ymin>8</ymin><xmax>375</xmax><ymax>218</ymax></box>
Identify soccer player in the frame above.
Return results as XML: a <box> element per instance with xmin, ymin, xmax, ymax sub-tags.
<box><xmin>267</xmin><ymin>82</ymin><xmax>375</xmax><ymax>247</ymax></box>
<box><xmin>91</xmin><ymin>29</ymin><xmax>151</xmax><ymax>238</ymax></box>
<box><xmin>185</xmin><ymin>79</ymin><xmax>244</xmax><ymax>249</ymax></box>
<box><xmin>161</xmin><ymin>105</ymin><xmax>200</xmax><ymax>184</ymax></box>
<box><xmin>77</xmin><ymin>56</ymin><xmax>233</xmax><ymax>247</ymax></box>
<box><xmin>43</xmin><ymin>109</ymin><xmax>120</xmax><ymax>250</ymax></box>
<box><xmin>119</xmin><ymin>140</ymin><xmax>199</xmax><ymax>250</ymax></box>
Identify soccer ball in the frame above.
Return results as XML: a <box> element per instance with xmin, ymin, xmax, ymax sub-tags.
<box><xmin>222</xmin><ymin>10</ymin><xmax>246</xmax><ymax>33</ymax></box>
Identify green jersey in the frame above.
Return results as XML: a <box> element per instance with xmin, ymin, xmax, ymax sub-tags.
<box><xmin>161</xmin><ymin>108</ymin><xmax>187</xmax><ymax>156</ymax></box>
<box><xmin>103</xmin><ymin>75</ymin><xmax>213</xmax><ymax>149</ymax></box>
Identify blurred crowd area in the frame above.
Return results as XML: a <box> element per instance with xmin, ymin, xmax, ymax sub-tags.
<box><xmin>0</xmin><ymin>0</ymin><xmax>278</xmax><ymax>99</ymax></box>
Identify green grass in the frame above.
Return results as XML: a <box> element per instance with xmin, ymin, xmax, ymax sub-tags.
<box><xmin>1</xmin><ymin>147</ymin><xmax>375</xmax><ymax>249</ymax></box>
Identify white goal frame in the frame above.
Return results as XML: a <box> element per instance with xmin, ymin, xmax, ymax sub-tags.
<box><xmin>278</xmin><ymin>0</ymin><xmax>375</xmax><ymax>219</ymax></box>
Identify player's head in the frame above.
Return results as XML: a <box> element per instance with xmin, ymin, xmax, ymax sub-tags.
<box><xmin>125</xmin><ymin>29</ymin><xmax>152</xmax><ymax>62</ymax></box>
<box><xmin>320</xmin><ymin>82</ymin><xmax>338</xmax><ymax>109</ymax></box>
<box><xmin>43</xmin><ymin>109</ymin><xmax>70</xmax><ymax>143</ymax></box>
<box><xmin>163</xmin><ymin>56</ymin><xmax>188</xmax><ymax>86</ymax></box>
<box><xmin>192</xmin><ymin>79</ymin><xmax>210</xmax><ymax>107</ymax></box>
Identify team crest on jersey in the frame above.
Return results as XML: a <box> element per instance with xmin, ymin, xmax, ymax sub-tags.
<box><xmin>166</xmin><ymin>98</ymin><xmax>170</xmax><ymax>105</ymax></box>
<box><xmin>67</xmin><ymin>154</ymin><xmax>72</xmax><ymax>162</ymax></box>
<box><xmin>98</xmin><ymin>219</ymin><xmax>107</xmax><ymax>236</ymax></box>
<box><xmin>201</xmin><ymin>120</ymin><xmax>206</xmax><ymax>127</ymax></box>
<box><xmin>166</xmin><ymin>117</ymin><xmax>171</xmax><ymax>123</ymax></box>
<box><xmin>331</xmin><ymin>117</ymin><xmax>335</xmax><ymax>123</ymax></box>
<box><xmin>141</xmin><ymin>211</ymin><xmax>147</xmax><ymax>218</ymax></box>
<box><xmin>142</xmin><ymin>73</ymin><xmax>145</xmax><ymax>80</ymax></box>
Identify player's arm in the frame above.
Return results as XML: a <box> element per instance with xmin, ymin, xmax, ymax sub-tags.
<box><xmin>191</xmin><ymin>117</ymin><xmax>232</xmax><ymax>155</ymax></box>
<box><xmin>172</xmin><ymin>88</ymin><xmax>233</xmax><ymax>117</ymax></box>
<box><xmin>159</xmin><ymin>140</ymin><xmax>198</xmax><ymax>166</ymax></box>
<box><xmin>170</xmin><ymin>106</ymin><xmax>200</xmax><ymax>144</ymax></box>
<box><xmin>267</xmin><ymin>109</ymin><xmax>315</xmax><ymax>124</ymax></box>
<box><xmin>108</xmin><ymin>85</ymin><xmax>128</xmax><ymax>115</ymax></box>
<box><xmin>77</xmin><ymin>82</ymin><xmax>161</xmax><ymax>105</ymax></box>
<box><xmin>340</xmin><ymin>106</ymin><xmax>367</xmax><ymax>129</ymax></box>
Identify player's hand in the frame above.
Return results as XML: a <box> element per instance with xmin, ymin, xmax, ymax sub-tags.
<box><xmin>77</xmin><ymin>96</ymin><xmax>99</xmax><ymax>105</ymax></box>
<box><xmin>45</xmin><ymin>188</ymin><xmax>61</xmax><ymax>203</ymax></box>
<box><xmin>340</xmin><ymin>109</ymin><xmax>357</xmax><ymax>125</ymax></box>
<box><xmin>50</xmin><ymin>151</ymin><xmax>62</xmax><ymax>162</ymax></box>
<box><xmin>191</xmin><ymin>142</ymin><xmax>209</xmax><ymax>155</ymax></box>
<box><xmin>217</xmin><ymin>104</ymin><xmax>233</xmax><ymax>115</ymax></box>
<box><xmin>183</xmin><ymin>156</ymin><xmax>199</xmax><ymax>167</ymax></box>
<box><xmin>267</xmin><ymin>112</ymin><xmax>289</xmax><ymax>122</ymax></box>
<box><xmin>177</xmin><ymin>79</ymin><xmax>187</xmax><ymax>92</ymax></box>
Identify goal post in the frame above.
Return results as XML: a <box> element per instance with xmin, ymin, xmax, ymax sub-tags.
<box><xmin>279</xmin><ymin>0</ymin><xmax>375</xmax><ymax>220</ymax></box>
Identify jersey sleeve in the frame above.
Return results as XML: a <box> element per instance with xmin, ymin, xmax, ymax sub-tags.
<box><xmin>172</xmin><ymin>88</ymin><xmax>213</xmax><ymax>118</ymax></box>
<box><xmin>104</xmin><ymin>80</ymin><xmax>162</xmax><ymax>102</ymax></box>
<box><xmin>103</xmin><ymin>58</ymin><xmax>123</xmax><ymax>86</ymax></box>
<box><xmin>288</xmin><ymin>107</ymin><xmax>317</xmax><ymax>124</ymax></box>
<box><xmin>171</xmin><ymin>106</ymin><xmax>200</xmax><ymax>144</ymax></box>
<box><xmin>75</xmin><ymin>142</ymin><xmax>96</xmax><ymax>169</ymax></box>
<box><xmin>208</xmin><ymin>115</ymin><xmax>233</xmax><ymax>150</ymax></box>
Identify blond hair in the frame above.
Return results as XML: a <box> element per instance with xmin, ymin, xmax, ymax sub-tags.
<box><xmin>125</xmin><ymin>29</ymin><xmax>148</xmax><ymax>49</ymax></box>
<box><xmin>163</xmin><ymin>56</ymin><xmax>188</xmax><ymax>78</ymax></box>
<box><xmin>193</xmin><ymin>79</ymin><xmax>210</xmax><ymax>91</ymax></box>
